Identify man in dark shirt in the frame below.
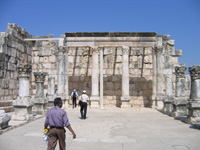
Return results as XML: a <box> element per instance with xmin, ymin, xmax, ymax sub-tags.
<box><xmin>44</xmin><ymin>97</ymin><xmax>76</xmax><ymax>150</ymax></box>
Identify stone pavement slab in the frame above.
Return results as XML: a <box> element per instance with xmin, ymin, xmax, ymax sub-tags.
<box><xmin>0</xmin><ymin>107</ymin><xmax>200</xmax><ymax>150</ymax></box>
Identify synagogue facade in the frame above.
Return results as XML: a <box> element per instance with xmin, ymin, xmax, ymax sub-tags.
<box><xmin>0</xmin><ymin>23</ymin><xmax>197</xmax><ymax>112</ymax></box>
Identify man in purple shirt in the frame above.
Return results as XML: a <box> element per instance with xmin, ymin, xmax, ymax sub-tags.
<box><xmin>44</xmin><ymin>97</ymin><xmax>76</xmax><ymax>150</ymax></box>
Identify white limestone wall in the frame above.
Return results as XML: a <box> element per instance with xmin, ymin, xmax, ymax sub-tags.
<box><xmin>30</xmin><ymin>34</ymin><xmax>185</xmax><ymax>107</ymax></box>
<box><xmin>0</xmin><ymin>23</ymin><xmax>32</xmax><ymax>104</ymax></box>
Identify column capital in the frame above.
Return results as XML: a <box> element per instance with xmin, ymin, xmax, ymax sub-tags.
<box><xmin>121</xmin><ymin>46</ymin><xmax>129</xmax><ymax>55</ymax></box>
<box><xmin>55</xmin><ymin>46</ymin><xmax>68</xmax><ymax>55</ymax></box>
<box><xmin>91</xmin><ymin>46</ymin><xmax>100</xmax><ymax>55</ymax></box>
<box><xmin>175</xmin><ymin>66</ymin><xmax>187</xmax><ymax>78</ymax></box>
<box><xmin>189</xmin><ymin>65</ymin><xmax>200</xmax><ymax>80</ymax></box>
<box><xmin>155</xmin><ymin>46</ymin><xmax>163</xmax><ymax>54</ymax></box>
<box><xmin>17</xmin><ymin>64</ymin><xmax>32</xmax><ymax>77</ymax></box>
<box><xmin>33</xmin><ymin>72</ymin><xmax>47</xmax><ymax>83</ymax></box>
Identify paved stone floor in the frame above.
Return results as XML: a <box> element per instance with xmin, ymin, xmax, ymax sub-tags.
<box><xmin>0</xmin><ymin>107</ymin><xmax>200</xmax><ymax>150</ymax></box>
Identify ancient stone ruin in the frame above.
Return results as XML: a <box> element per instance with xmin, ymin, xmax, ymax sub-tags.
<box><xmin>0</xmin><ymin>23</ymin><xmax>199</xmax><ymax>127</ymax></box>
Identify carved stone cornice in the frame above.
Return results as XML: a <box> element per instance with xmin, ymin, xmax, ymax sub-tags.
<box><xmin>17</xmin><ymin>64</ymin><xmax>32</xmax><ymax>76</ymax></box>
<box><xmin>189</xmin><ymin>65</ymin><xmax>200</xmax><ymax>81</ymax></box>
<box><xmin>122</xmin><ymin>46</ymin><xmax>129</xmax><ymax>55</ymax></box>
<box><xmin>33</xmin><ymin>72</ymin><xmax>47</xmax><ymax>83</ymax></box>
<box><xmin>175</xmin><ymin>66</ymin><xmax>187</xmax><ymax>78</ymax></box>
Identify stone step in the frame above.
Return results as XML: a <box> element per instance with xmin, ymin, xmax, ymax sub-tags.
<box><xmin>0</xmin><ymin>106</ymin><xmax>14</xmax><ymax>113</ymax></box>
<box><xmin>0</xmin><ymin>100</ymin><xmax>15</xmax><ymax>113</ymax></box>
<box><xmin>0</xmin><ymin>100</ymin><xmax>14</xmax><ymax>107</ymax></box>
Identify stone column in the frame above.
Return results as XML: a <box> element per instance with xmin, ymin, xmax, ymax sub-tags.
<box><xmin>172</xmin><ymin>65</ymin><xmax>187</xmax><ymax>117</ymax></box>
<box><xmin>64</xmin><ymin>47</ymin><xmax>69</xmax><ymax>107</ymax></box>
<box><xmin>90</xmin><ymin>46</ymin><xmax>100</xmax><ymax>107</ymax></box>
<box><xmin>152</xmin><ymin>46</ymin><xmax>157</xmax><ymax>108</ymax></box>
<box><xmin>187</xmin><ymin>65</ymin><xmax>200</xmax><ymax>125</ymax></box>
<box><xmin>57</xmin><ymin>46</ymin><xmax>65</xmax><ymax>98</ymax></box>
<box><xmin>32</xmin><ymin>72</ymin><xmax>48</xmax><ymax>115</ymax></box>
<box><xmin>163</xmin><ymin>75</ymin><xmax>174</xmax><ymax>115</ymax></box>
<box><xmin>12</xmin><ymin>64</ymin><xmax>34</xmax><ymax>121</ymax></box>
<box><xmin>155</xmin><ymin>46</ymin><xmax>164</xmax><ymax>109</ymax></box>
<box><xmin>56</xmin><ymin>45</ymin><xmax>69</xmax><ymax>108</ymax></box>
<box><xmin>120</xmin><ymin>46</ymin><xmax>131</xmax><ymax>108</ymax></box>
<box><xmin>99</xmin><ymin>46</ymin><xmax>104</xmax><ymax>109</ymax></box>
<box><xmin>47</xmin><ymin>77</ymin><xmax>55</xmax><ymax>108</ymax></box>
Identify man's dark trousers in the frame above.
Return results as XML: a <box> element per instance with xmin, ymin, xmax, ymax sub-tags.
<box><xmin>48</xmin><ymin>128</ymin><xmax>65</xmax><ymax>150</ymax></box>
<box><xmin>80</xmin><ymin>102</ymin><xmax>87</xmax><ymax>119</ymax></box>
<box><xmin>73</xmin><ymin>96</ymin><xmax>77</xmax><ymax>108</ymax></box>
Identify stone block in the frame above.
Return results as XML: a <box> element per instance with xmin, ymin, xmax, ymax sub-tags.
<box><xmin>114</xmin><ymin>83</ymin><xmax>121</xmax><ymax>90</ymax></box>
<box><xmin>39</xmin><ymin>50</ymin><xmax>51</xmax><ymax>56</ymax></box>
<box><xmin>132</xmin><ymin>100</ymin><xmax>144</xmax><ymax>106</ymax></box>
<box><xmin>187</xmin><ymin>100</ymin><xmax>200</xmax><ymax>124</ymax></box>
<box><xmin>121</xmin><ymin>101</ymin><xmax>131</xmax><ymax>108</ymax></box>
<box><xmin>77</xmin><ymin>48</ymin><xmax>83</xmax><ymax>56</ymax></box>
<box><xmin>9</xmin><ymin>79</ymin><xmax>15</xmax><ymax>89</ymax></box>
<box><xmin>10</xmin><ymin>48</ymin><xmax>16</xmax><ymax>57</ymax></box>
<box><xmin>33</xmin><ymin>56</ymin><xmax>39</xmax><ymax>63</ymax></box>
<box><xmin>163</xmin><ymin>98</ymin><xmax>174</xmax><ymax>115</ymax></box>
<box><xmin>144</xmin><ymin>90</ymin><xmax>152</xmax><ymax>96</ymax></box>
<box><xmin>32</xmin><ymin>97</ymin><xmax>48</xmax><ymax>115</ymax></box>
<box><xmin>171</xmin><ymin>50</ymin><xmax>182</xmax><ymax>57</ymax></box>
<box><xmin>0</xmin><ymin>110</ymin><xmax>11</xmax><ymax>129</ymax></box>
<box><xmin>105</xmin><ymin>82</ymin><xmax>113</xmax><ymax>89</ymax></box>
<box><xmin>49</xmin><ymin>55</ymin><xmax>56</xmax><ymax>63</ymax></box>
<box><xmin>7</xmin><ymin>62</ymin><xmax>15</xmax><ymax>71</ymax></box>
<box><xmin>172</xmin><ymin>98</ymin><xmax>188</xmax><ymax>117</ymax></box>
<box><xmin>104</xmin><ymin>90</ymin><xmax>114</xmax><ymax>96</ymax></box>
<box><xmin>116</xmin><ymin>56</ymin><xmax>122</xmax><ymax>62</ymax></box>
<box><xmin>143</xmin><ymin>70</ymin><xmax>151</xmax><ymax>75</ymax></box>
<box><xmin>12</xmin><ymin>97</ymin><xmax>34</xmax><ymax>121</ymax></box>
<box><xmin>114</xmin><ymin>90</ymin><xmax>122</xmax><ymax>96</ymax></box>
<box><xmin>27</xmin><ymin>47</ymin><xmax>32</xmax><ymax>55</ymax></box>
<box><xmin>42</xmin><ymin>63</ymin><xmax>51</xmax><ymax>69</ymax></box>
<box><xmin>71</xmin><ymin>76</ymin><xmax>80</xmax><ymax>82</ymax></box>
<box><xmin>68</xmin><ymin>56</ymin><xmax>74</xmax><ymax>63</ymax></box>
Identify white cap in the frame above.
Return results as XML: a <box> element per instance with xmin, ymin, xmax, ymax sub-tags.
<box><xmin>83</xmin><ymin>90</ymin><xmax>86</xmax><ymax>94</ymax></box>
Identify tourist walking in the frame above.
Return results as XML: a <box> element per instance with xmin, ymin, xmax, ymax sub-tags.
<box><xmin>71</xmin><ymin>89</ymin><xmax>78</xmax><ymax>108</ymax></box>
<box><xmin>79</xmin><ymin>90</ymin><xmax>90</xmax><ymax>119</ymax></box>
<box><xmin>54</xmin><ymin>89</ymin><xmax>58</xmax><ymax>96</ymax></box>
<box><xmin>44</xmin><ymin>97</ymin><xmax>76</xmax><ymax>150</ymax></box>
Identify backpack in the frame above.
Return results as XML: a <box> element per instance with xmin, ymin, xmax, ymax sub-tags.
<box><xmin>73</xmin><ymin>92</ymin><xmax>76</xmax><ymax>98</ymax></box>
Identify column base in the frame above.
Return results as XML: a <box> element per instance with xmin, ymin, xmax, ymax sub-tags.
<box><xmin>151</xmin><ymin>96</ymin><xmax>158</xmax><ymax>109</ymax></box>
<box><xmin>187</xmin><ymin>100</ymin><xmax>200</xmax><ymax>124</ymax></box>
<box><xmin>12</xmin><ymin>97</ymin><xmax>34</xmax><ymax>121</ymax></box>
<box><xmin>63</xmin><ymin>95</ymin><xmax>69</xmax><ymax>109</ymax></box>
<box><xmin>47</xmin><ymin>96</ymin><xmax>55</xmax><ymax>109</ymax></box>
<box><xmin>157</xmin><ymin>96</ymin><xmax>164</xmax><ymax>110</ymax></box>
<box><xmin>90</xmin><ymin>96</ymin><xmax>99</xmax><ymax>108</ymax></box>
<box><xmin>120</xmin><ymin>97</ymin><xmax>131</xmax><ymax>108</ymax></box>
<box><xmin>152</xmin><ymin>96</ymin><xmax>164</xmax><ymax>110</ymax></box>
<box><xmin>172</xmin><ymin>97</ymin><xmax>188</xmax><ymax>117</ymax></box>
<box><xmin>163</xmin><ymin>98</ymin><xmax>174</xmax><ymax>116</ymax></box>
<box><xmin>32</xmin><ymin>97</ymin><xmax>48</xmax><ymax>115</ymax></box>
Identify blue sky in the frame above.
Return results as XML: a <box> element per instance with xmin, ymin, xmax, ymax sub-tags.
<box><xmin>0</xmin><ymin>0</ymin><xmax>199</xmax><ymax>73</ymax></box>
